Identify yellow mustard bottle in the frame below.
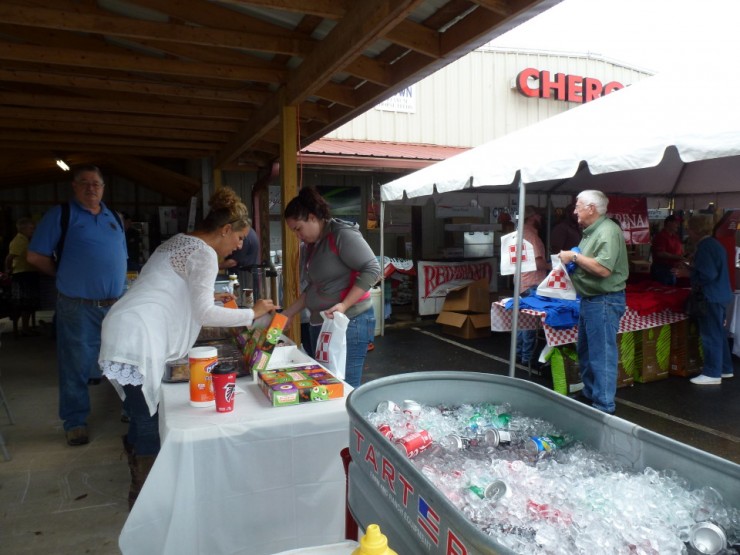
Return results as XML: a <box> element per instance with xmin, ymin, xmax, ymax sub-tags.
<box><xmin>352</xmin><ymin>524</ymin><xmax>398</xmax><ymax>555</ymax></box>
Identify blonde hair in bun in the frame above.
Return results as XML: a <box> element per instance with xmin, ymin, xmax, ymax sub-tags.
<box><xmin>198</xmin><ymin>187</ymin><xmax>249</xmax><ymax>232</ymax></box>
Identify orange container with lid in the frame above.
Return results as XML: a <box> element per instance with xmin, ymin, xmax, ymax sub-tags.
<box><xmin>188</xmin><ymin>346</ymin><xmax>217</xmax><ymax>407</ymax></box>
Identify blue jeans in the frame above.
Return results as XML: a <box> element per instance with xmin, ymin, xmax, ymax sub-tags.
<box><xmin>309</xmin><ymin>307</ymin><xmax>375</xmax><ymax>389</ymax></box>
<box><xmin>123</xmin><ymin>384</ymin><xmax>160</xmax><ymax>456</ymax></box>
<box><xmin>577</xmin><ymin>291</ymin><xmax>626</xmax><ymax>413</ymax></box>
<box><xmin>56</xmin><ymin>295</ymin><xmax>111</xmax><ymax>431</ymax></box>
<box><xmin>516</xmin><ymin>287</ymin><xmax>537</xmax><ymax>362</ymax></box>
<box><xmin>697</xmin><ymin>302</ymin><xmax>733</xmax><ymax>378</ymax></box>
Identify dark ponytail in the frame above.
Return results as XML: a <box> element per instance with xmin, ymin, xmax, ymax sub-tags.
<box><xmin>284</xmin><ymin>187</ymin><xmax>331</xmax><ymax>222</ymax></box>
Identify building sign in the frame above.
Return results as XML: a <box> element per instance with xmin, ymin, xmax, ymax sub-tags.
<box><xmin>375</xmin><ymin>85</ymin><xmax>416</xmax><ymax>113</ymax></box>
<box><xmin>516</xmin><ymin>68</ymin><xmax>624</xmax><ymax>103</ymax></box>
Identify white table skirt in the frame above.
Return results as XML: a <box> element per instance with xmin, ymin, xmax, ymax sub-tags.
<box><xmin>119</xmin><ymin>380</ymin><xmax>351</xmax><ymax>555</ymax></box>
<box><xmin>729</xmin><ymin>291</ymin><xmax>740</xmax><ymax>356</ymax></box>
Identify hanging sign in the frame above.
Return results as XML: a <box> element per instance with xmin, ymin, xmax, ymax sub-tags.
<box><xmin>607</xmin><ymin>196</ymin><xmax>650</xmax><ymax>245</ymax></box>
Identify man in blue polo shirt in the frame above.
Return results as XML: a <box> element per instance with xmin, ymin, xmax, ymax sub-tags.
<box><xmin>28</xmin><ymin>166</ymin><xmax>127</xmax><ymax>446</ymax></box>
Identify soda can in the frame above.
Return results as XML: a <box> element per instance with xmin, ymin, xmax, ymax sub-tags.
<box><xmin>376</xmin><ymin>400</ymin><xmax>400</xmax><ymax>413</ymax></box>
<box><xmin>484</xmin><ymin>428</ymin><xmax>512</xmax><ymax>447</ymax></box>
<box><xmin>440</xmin><ymin>433</ymin><xmax>470</xmax><ymax>450</ymax></box>
<box><xmin>402</xmin><ymin>399</ymin><xmax>422</xmax><ymax>417</ymax></box>
<box><xmin>689</xmin><ymin>521</ymin><xmax>727</xmax><ymax>555</ymax></box>
<box><xmin>377</xmin><ymin>424</ymin><xmax>394</xmax><ymax>441</ymax></box>
<box><xmin>526</xmin><ymin>435</ymin><xmax>558</xmax><ymax>455</ymax></box>
<box><xmin>394</xmin><ymin>430</ymin><xmax>432</xmax><ymax>458</ymax></box>
<box><xmin>468</xmin><ymin>480</ymin><xmax>508</xmax><ymax>501</ymax></box>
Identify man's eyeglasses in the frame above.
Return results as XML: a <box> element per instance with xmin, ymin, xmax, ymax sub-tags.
<box><xmin>574</xmin><ymin>203</ymin><xmax>593</xmax><ymax>211</ymax></box>
<box><xmin>76</xmin><ymin>180</ymin><xmax>104</xmax><ymax>189</ymax></box>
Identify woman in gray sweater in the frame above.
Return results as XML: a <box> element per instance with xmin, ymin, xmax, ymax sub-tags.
<box><xmin>282</xmin><ymin>188</ymin><xmax>381</xmax><ymax>388</ymax></box>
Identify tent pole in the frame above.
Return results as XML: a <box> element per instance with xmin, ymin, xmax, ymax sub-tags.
<box><xmin>509</xmin><ymin>178</ymin><xmax>526</xmax><ymax>377</ymax></box>
<box><xmin>380</xmin><ymin>200</ymin><xmax>385</xmax><ymax>336</ymax></box>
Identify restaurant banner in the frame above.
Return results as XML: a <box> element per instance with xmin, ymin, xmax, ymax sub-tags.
<box><xmin>417</xmin><ymin>259</ymin><xmax>495</xmax><ymax>316</ymax></box>
<box><xmin>607</xmin><ymin>196</ymin><xmax>650</xmax><ymax>245</ymax></box>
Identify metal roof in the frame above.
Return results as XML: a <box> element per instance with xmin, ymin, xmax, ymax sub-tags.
<box><xmin>0</xmin><ymin>0</ymin><xmax>558</xmax><ymax>200</ymax></box>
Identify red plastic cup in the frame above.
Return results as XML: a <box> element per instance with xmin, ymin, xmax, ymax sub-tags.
<box><xmin>211</xmin><ymin>364</ymin><xmax>237</xmax><ymax>413</ymax></box>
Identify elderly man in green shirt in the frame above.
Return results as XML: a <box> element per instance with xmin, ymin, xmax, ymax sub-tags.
<box><xmin>558</xmin><ymin>190</ymin><xmax>629</xmax><ymax>414</ymax></box>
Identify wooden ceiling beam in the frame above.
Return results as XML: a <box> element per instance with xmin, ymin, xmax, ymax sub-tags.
<box><xmin>0</xmin><ymin>107</ymin><xmax>241</xmax><ymax>132</ymax></box>
<box><xmin>385</xmin><ymin>20</ymin><xmax>441</xmax><ymax>58</ymax></box>
<box><xmin>0</xmin><ymin>42</ymin><xmax>286</xmax><ymax>83</ymax></box>
<box><xmin>1</xmin><ymin>118</ymin><xmax>228</xmax><ymax>142</ymax></box>
<box><xmin>0</xmin><ymin>92</ymin><xmax>252</xmax><ymax>120</ymax></box>
<box><xmin>0</xmin><ymin>141</ymin><xmax>211</xmax><ymax>159</ymax></box>
<box><xmin>0</xmin><ymin>68</ymin><xmax>269</xmax><ymax>105</ymax></box>
<box><xmin>105</xmin><ymin>155</ymin><xmax>201</xmax><ymax>201</ymax></box>
<box><xmin>0</xmin><ymin>130</ymin><xmax>220</xmax><ymax>151</ymax></box>
<box><xmin>469</xmin><ymin>0</ymin><xmax>514</xmax><ymax>16</ymax></box>
<box><xmin>285</xmin><ymin>0</ymin><xmax>424</xmax><ymax>107</ymax></box>
<box><xmin>215</xmin><ymin>0</ymin><xmax>349</xmax><ymax>19</ymax></box>
<box><xmin>0</xmin><ymin>4</ymin><xmax>315</xmax><ymax>56</ymax></box>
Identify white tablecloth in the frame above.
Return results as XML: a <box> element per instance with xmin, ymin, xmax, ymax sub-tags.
<box><xmin>119</xmin><ymin>380</ymin><xmax>351</xmax><ymax>555</ymax></box>
<box><xmin>729</xmin><ymin>291</ymin><xmax>740</xmax><ymax>356</ymax></box>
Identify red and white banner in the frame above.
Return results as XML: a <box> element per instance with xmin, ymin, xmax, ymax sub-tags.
<box><xmin>417</xmin><ymin>259</ymin><xmax>495</xmax><ymax>315</ymax></box>
<box><xmin>607</xmin><ymin>196</ymin><xmax>650</xmax><ymax>245</ymax></box>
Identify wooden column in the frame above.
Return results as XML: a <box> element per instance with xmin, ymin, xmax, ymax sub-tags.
<box><xmin>280</xmin><ymin>104</ymin><xmax>300</xmax><ymax>343</ymax></box>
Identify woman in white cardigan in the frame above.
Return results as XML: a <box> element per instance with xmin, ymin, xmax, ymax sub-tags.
<box><xmin>99</xmin><ymin>187</ymin><xmax>275</xmax><ymax>509</ymax></box>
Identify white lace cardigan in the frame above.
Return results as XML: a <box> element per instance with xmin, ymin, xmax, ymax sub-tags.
<box><xmin>99</xmin><ymin>234</ymin><xmax>256</xmax><ymax>415</ymax></box>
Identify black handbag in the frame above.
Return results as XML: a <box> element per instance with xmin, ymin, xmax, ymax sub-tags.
<box><xmin>685</xmin><ymin>285</ymin><xmax>707</xmax><ymax>318</ymax></box>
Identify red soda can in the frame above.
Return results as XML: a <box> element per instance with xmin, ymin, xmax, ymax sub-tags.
<box><xmin>377</xmin><ymin>424</ymin><xmax>394</xmax><ymax>441</ymax></box>
<box><xmin>394</xmin><ymin>430</ymin><xmax>432</xmax><ymax>458</ymax></box>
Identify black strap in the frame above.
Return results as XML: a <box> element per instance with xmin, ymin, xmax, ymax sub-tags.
<box><xmin>55</xmin><ymin>203</ymin><xmax>124</xmax><ymax>266</ymax></box>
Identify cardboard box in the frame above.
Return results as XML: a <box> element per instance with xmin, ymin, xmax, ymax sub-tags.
<box><xmin>436</xmin><ymin>311</ymin><xmax>491</xmax><ymax>339</ymax></box>
<box><xmin>634</xmin><ymin>326</ymin><xmax>670</xmax><ymax>383</ymax></box>
<box><xmin>441</xmin><ymin>278</ymin><xmax>490</xmax><ymax>314</ymax></box>
<box><xmin>257</xmin><ymin>366</ymin><xmax>344</xmax><ymax>407</ymax></box>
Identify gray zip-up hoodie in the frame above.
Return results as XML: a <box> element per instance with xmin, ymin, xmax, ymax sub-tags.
<box><xmin>302</xmin><ymin>219</ymin><xmax>381</xmax><ymax>325</ymax></box>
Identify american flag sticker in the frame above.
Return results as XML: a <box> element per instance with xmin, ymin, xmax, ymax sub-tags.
<box><xmin>417</xmin><ymin>495</ymin><xmax>440</xmax><ymax>545</ymax></box>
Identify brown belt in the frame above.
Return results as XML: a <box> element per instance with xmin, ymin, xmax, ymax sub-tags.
<box><xmin>58</xmin><ymin>293</ymin><xmax>119</xmax><ymax>308</ymax></box>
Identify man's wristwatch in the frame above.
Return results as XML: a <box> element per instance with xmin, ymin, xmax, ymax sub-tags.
<box><xmin>571</xmin><ymin>253</ymin><xmax>578</xmax><ymax>263</ymax></box>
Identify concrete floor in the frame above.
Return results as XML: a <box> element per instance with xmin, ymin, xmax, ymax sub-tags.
<box><xmin>0</xmin><ymin>312</ymin><xmax>738</xmax><ymax>555</ymax></box>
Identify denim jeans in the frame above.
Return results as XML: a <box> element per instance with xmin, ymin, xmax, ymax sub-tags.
<box><xmin>56</xmin><ymin>295</ymin><xmax>111</xmax><ymax>430</ymax></box>
<box><xmin>309</xmin><ymin>307</ymin><xmax>375</xmax><ymax>389</ymax></box>
<box><xmin>516</xmin><ymin>287</ymin><xmax>537</xmax><ymax>362</ymax></box>
<box><xmin>123</xmin><ymin>384</ymin><xmax>160</xmax><ymax>456</ymax></box>
<box><xmin>577</xmin><ymin>291</ymin><xmax>626</xmax><ymax>413</ymax></box>
<box><xmin>697</xmin><ymin>302</ymin><xmax>733</xmax><ymax>378</ymax></box>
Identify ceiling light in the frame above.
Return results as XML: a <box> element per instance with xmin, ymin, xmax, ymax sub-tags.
<box><xmin>56</xmin><ymin>159</ymin><xmax>70</xmax><ymax>171</ymax></box>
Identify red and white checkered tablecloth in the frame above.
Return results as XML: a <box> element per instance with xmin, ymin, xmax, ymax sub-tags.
<box><xmin>490</xmin><ymin>301</ymin><xmax>688</xmax><ymax>347</ymax></box>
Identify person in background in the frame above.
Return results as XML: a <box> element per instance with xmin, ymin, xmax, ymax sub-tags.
<box><xmin>550</xmin><ymin>203</ymin><xmax>582</xmax><ymax>254</ymax></box>
<box><xmin>650</xmin><ymin>215</ymin><xmax>686</xmax><ymax>285</ymax></box>
<box><xmin>28</xmin><ymin>166</ymin><xmax>127</xmax><ymax>447</ymax></box>
<box><xmin>674</xmin><ymin>216</ymin><xmax>733</xmax><ymax>384</ymax></box>
<box><xmin>281</xmin><ymin>187</ymin><xmax>381</xmax><ymax>388</ymax></box>
<box><xmin>99</xmin><ymin>187</ymin><xmax>276</xmax><ymax>509</ymax></box>
<box><xmin>516</xmin><ymin>206</ymin><xmax>548</xmax><ymax>366</ymax></box>
<box><xmin>558</xmin><ymin>190</ymin><xmax>629</xmax><ymax>414</ymax></box>
<box><xmin>220</xmin><ymin>218</ymin><xmax>259</xmax><ymax>299</ymax></box>
<box><xmin>5</xmin><ymin>217</ymin><xmax>40</xmax><ymax>337</ymax></box>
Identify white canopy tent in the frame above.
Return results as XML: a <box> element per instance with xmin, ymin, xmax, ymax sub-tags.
<box><xmin>379</xmin><ymin>61</ymin><xmax>740</xmax><ymax>376</ymax></box>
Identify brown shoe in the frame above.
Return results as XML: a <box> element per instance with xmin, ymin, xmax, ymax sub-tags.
<box><xmin>66</xmin><ymin>426</ymin><xmax>89</xmax><ymax>446</ymax></box>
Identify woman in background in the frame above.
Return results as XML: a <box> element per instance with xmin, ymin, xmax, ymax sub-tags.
<box><xmin>281</xmin><ymin>187</ymin><xmax>380</xmax><ymax>388</ymax></box>
<box><xmin>675</xmin><ymin>215</ymin><xmax>733</xmax><ymax>385</ymax></box>
<box><xmin>99</xmin><ymin>187</ymin><xmax>276</xmax><ymax>509</ymax></box>
<box><xmin>4</xmin><ymin>217</ymin><xmax>40</xmax><ymax>336</ymax></box>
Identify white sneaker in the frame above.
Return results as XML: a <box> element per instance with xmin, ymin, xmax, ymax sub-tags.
<box><xmin>721</xmin><ymin>373</ymin><xmax>734</xmax><ymax>378</ymax></box>
<box><xmin>690</xmin><ymin>374</ymin><xmax>722</xmax><ymax>385</ymax></box>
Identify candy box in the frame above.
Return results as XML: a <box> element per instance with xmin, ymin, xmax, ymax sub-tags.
<box><xmin>266</xmin><ymin>383</ymin><xmax>300</xmax><ymax>407</ymax></box>
<box><xmin>257</xmin><ymin>365</ymin><xmax>344</xmax><ymax>407</ymax></box>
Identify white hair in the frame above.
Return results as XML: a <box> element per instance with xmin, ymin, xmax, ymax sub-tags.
<box><xmin>577</xmin><ymin>190</ymin><xmax>608</xmax><ymax>215</ymax></box>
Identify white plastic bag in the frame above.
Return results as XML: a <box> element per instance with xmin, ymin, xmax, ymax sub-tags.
<box><xmin>536</xmin><ymin>255</ymin><xmax>577</xmax><ymax>300</ymax></box>
<box><xmin>314</xmin><ymin>311</ymin><xmax>349</xmax><ymax>380</ymax></box>
<box><xmin>500</xmin><ymin>232</ymin><xmax>536</xmax><ymax>275</ymax></box>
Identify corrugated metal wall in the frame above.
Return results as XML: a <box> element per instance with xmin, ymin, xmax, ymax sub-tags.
<box><xmin>328</xmin><ymin>47</ymin><xmax>652</xmax><ymax>148</ymax></box>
